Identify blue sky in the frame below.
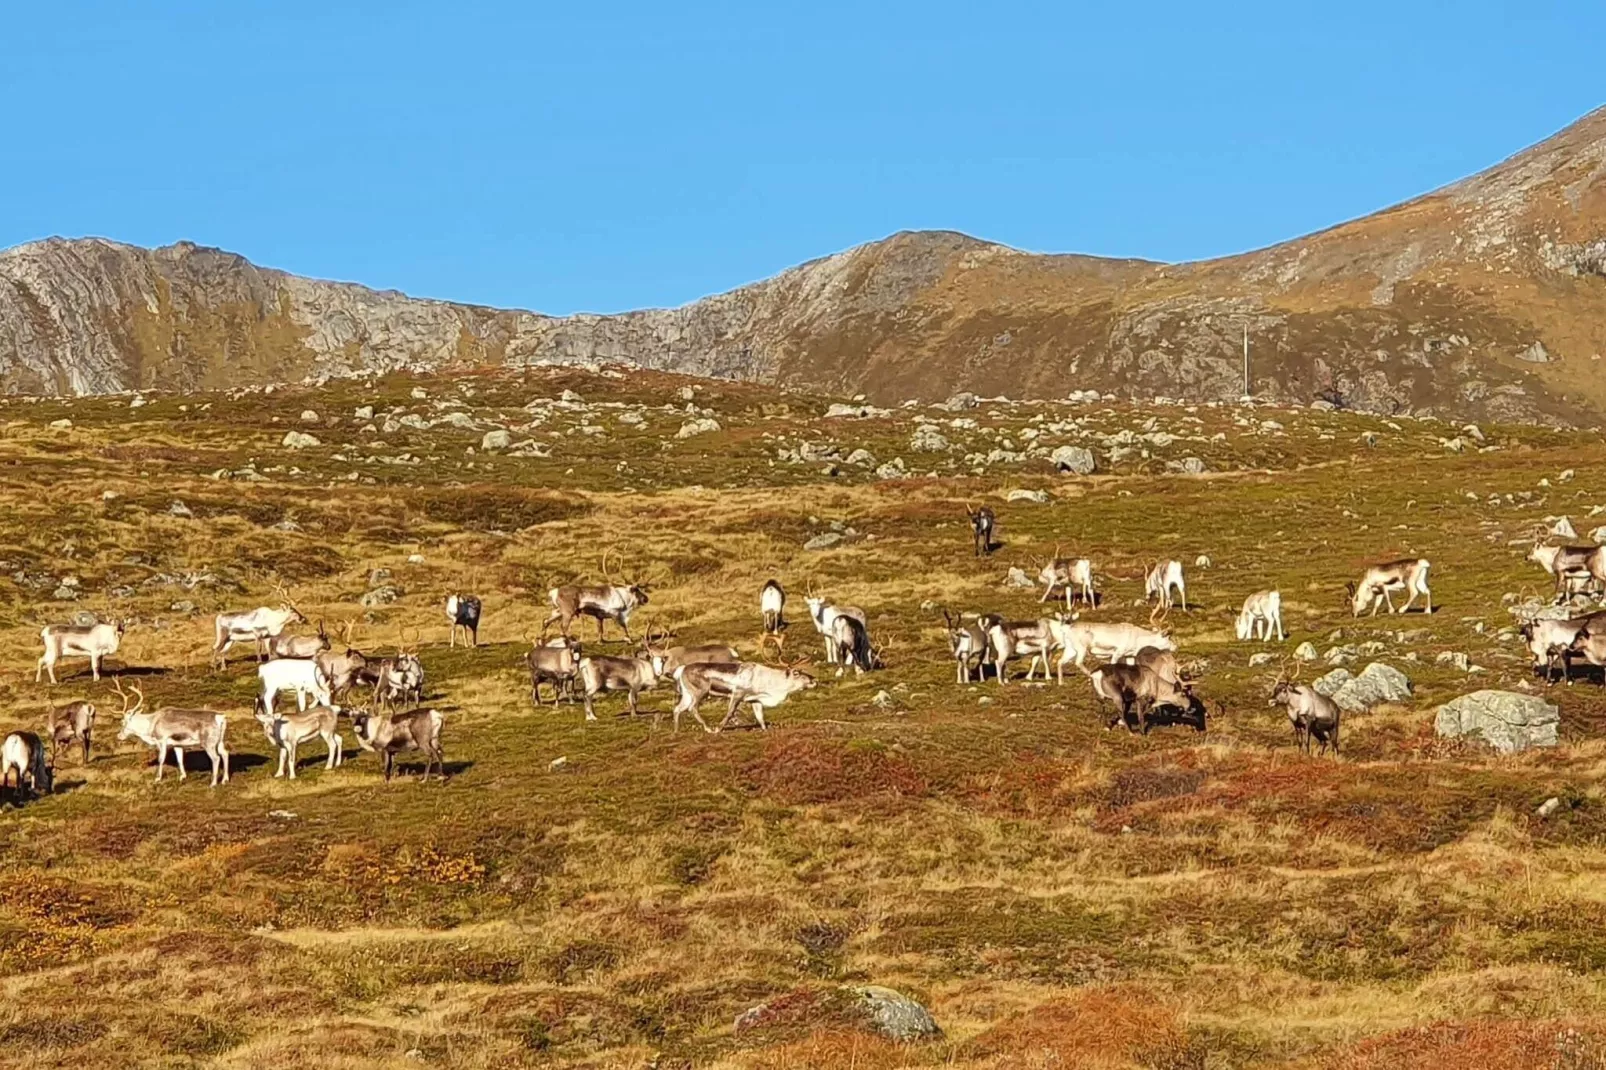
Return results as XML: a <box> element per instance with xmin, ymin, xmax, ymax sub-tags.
<box><xmin>1</xmin><ymin>2</ymin><xmax>1599</xmax><ymax>314</ymax></box>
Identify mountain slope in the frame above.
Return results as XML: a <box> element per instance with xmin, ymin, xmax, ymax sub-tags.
<box><xmin>3</xmin><ymin>107</ymin><xmax>1606</xmax><ymax>422</ymax></box>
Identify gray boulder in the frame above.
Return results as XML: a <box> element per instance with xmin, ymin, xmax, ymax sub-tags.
<box><xmin>852</xmin><ymin>986</ymin><xmax>941</xmax><ymax>1042</ymax></box>
<box><xmin>944</xmin><ymin>392</ymin><xmax>979</xmax><ymax>411</ymax></box>
<box><xmin>1311</xmin><ymin>668</ymin><xmax>1353</xmax><ymax>696</ymax></box>
<box><xmin>1050</xmin><ymin>444</ymin><xmax>1096</xmax><ymax>475</ymax></box>
<box><xmin>281</xmin><ymin>430</ymin><xmax>320</xmax><ymax>449</ymax></box>
<box><xmin>803</xmin><ymin>532</ymin><xmax>844</xmax><ymax>551</ymax></box>
<box><xmin>480</xmin><ymin>428</ymin><xmax>512</xmax><ymax>450</ymax></box>
<box><xmin>1006</xmin><ymin>488</ymin><xmax>1048</xmax><ymax>503</ymax></box>
<box><xmin>909</xmin><ymin>425</ymin><xmax>951</xmax><ymax>452</ymax></box>
<box><xmin>1004</xmin><ymin>566</ymin><xmax>1035</xmax><ymax>589</ymax></box>
<box><xmin>1435</xmin><ymin>691</ymin><xmax>1560</xmax><ymax>753</ymax></box>
<box><xmin>874</xmin><ymin>459</ymin><xmax>907</xmax><ymax>480</ymax></box>
<box><xmin>676</xmin><ymin>417</ymin><xmax>721</xmax><ymax>438</ymax></box>
<box><xmin>1293</xmin><ymin>641</ymin><xmax>1318</xmax><ymax>661</ymax></box>
<box><xmin>1330</xmin><ymin>661</ymin><xmax>1412</xmax><ymax>712</ymax></box>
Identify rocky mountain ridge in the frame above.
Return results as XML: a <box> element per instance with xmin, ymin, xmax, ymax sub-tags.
<box><xmin>3</xmin><ymin>106</ymin><xmax>1606</xmax><ymax>423</ymax></box>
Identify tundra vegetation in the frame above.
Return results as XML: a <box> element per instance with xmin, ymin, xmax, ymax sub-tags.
<box><xmin>1</xmin><ymin>364</ymin><xmax>1605</xmax><ymax>1068</ymax></box>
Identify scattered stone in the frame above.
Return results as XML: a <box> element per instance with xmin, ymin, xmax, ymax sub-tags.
<box><xmin>1293</xmin><ymin>641</ymin><xmax>1318</xmax><ymax>661</ymax></box>
<box><xmin>359</xmin><ymin>585</ymin><xmax>401</xmax><ymax>607</ymax></box>
<box><xmin>853</xmin><ymin>986</ymin><xmax>941</xmax><ymax>1042</ymax></box>
<box><xmin>1517</xmin><ymin>341</ymin><xmax>1551</xmax><ymax>363</ymax></box>
<box><xmin>1005</xmin><ymin>567</ymin><xmax>1035</xmax><ymax>589</ymax></box>
<box><xmin>268</xmin><ymin>810</ymin><xmax>298</xmax><ymax>820</ymax></box>
<box><xmin>1248</xmin><ymin>652</ymin><xmax>1276</xmax><ymax>667</ymax></box>
<box><xmin>874</xmin><ymin>459</ymin><xmax>907</xmax><ymax>480</ymax></box>
<box><xmin>480</xmin><ymin>429</ymin><xmax>512</xmax><ymax>451</ymax></box>
<box><xmin>281</xmin><ymin>430</ymin><xmax>320</xmax><ymax>449</ymax></box>
<box><xmin>909</xmin><ymin>425</ymin><xmax>950</xmax><ymax>452</ymax></box>
<box><xmin>1437</xmin><ymin>650</ymin><xmax>1472</xmax><ymax>671</ymax></box>
<box><xmin>1330</xmin><ymin>662</ymin><xmax>1412</xmax><ymax>712</ymax></box>
<box><xmin>411</xmin><ymin>386</ymin><xmax>429</xmax><ymax>399</ymax></box>
<box><xmin>1006</xmin><ymin>489</ymin><xmax>1048</xmax><ymax>503</ymax></box>
<box><xmin>871</xmin><ymin>690</ymin><xmax>894</xmax><ymax>708</ymax></box>
<box><xmin>804</xmin><ymin>532</ymin><xmax>844</xmax><ymax>551</ymax></box>
<box><xmin>354</xmin><ymin>405</ymin><xmax>374</xmax><ymax>419</ymax></box>
<box><xmin>678</xmin><ymin>386</ymin><xmax>696</xmax><ymax>401</ymax></box>
<box><xmin>300</xmin><ymin>409</ymin><xmax>320</xmax><ymax>423</ymax></box>
<box><xmin>944</xmin><ymin>392</ymin><xmax>979</xmax><ymax>411</ymax></box>
<box><xmin>168</xmin><ymin>501</ymin><xmax>194</xmax><ymax>519</ymax></box>
<box><xmin>52</xmin><ymin>585</ymin><xmax>78</xmax><ymax>601</ymax></box>
<box><xmin>48</xmin><ymin>419</ymin><xmax>71</xmax><ymax>430</ymax></box>
<box><xmin>548</xmin><ymin>756</ymin><xmax>569</xmax><ymax>772</ymax></box>
<box><xmin>1195</xmin><ymin>555</ymin><xmax>1211</xmax><ymax>569</ymax></box>
<box><xmin>825</xmin><ymin>403</ymin><xmax>874</xmax><ymax>418</ymax></box>
<box><xmin>676</xmin><ymin>417</ymin><xmax>721</xmax><ymax>438</ymax></box>
<box><xmin>1537</xmin><ymin>796</ymin><xmax>1562</xmax><ymax>819</ymax></box>
<box><xmin>845</xmin><ymin>448</ymin><xmax>876</xmax><ymax>466</ymax></box>
<box><xmin>1552</xmin><ymin>516</ymin><xmax>1578</xmax><ymax>538</ymax></box>
<box><xmin>169</xmin><ymin>600</ymin><xmax>196</xmax><ymax>614</ymax></box>
<box><xmin>1435</xmin><ymin>691</ymin><xmax>1560</xmax><ymax>753</ymax></box>
<box><xmin>1179</xmin><ymin>456</ymin><xmax>1207</xmax><ymax>474</ymax></box>
<box><xmin>1050</xmin><ymin>445</ymin><xmax>1096</xmax><ymax>475</ymax></box>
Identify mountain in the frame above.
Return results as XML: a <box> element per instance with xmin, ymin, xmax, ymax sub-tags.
<box><xmin>4</xmin><ymin>108</ymin><xmax>1606</xmax><ymax>423</ymax></box>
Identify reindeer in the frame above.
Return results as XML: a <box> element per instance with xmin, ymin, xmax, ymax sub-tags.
<box><xmin>528</xmin><ymin>636</ymin><xmax>583</xmax><ymax>706</ymax></box>
<box><xmin>1268</xmin><ymin>664</ymin><xmax>1340</xmax><ymax>756</ymax></box>
<box><xmin>1519</xmin><ymin>614</ymin><xmax>1597</xmax><ymax>684</ymax></box>
<box><xmin>212</xmin><ymin>583</ymin><xmax>306</xmax><ymax>668</ymax></box>
<box><xmin>371</xmin><ymin>653</ymin><xmax>425</xmax><ymax>710</ymax></box>
<box><xmin>641</xmin><ymin>627</ymin><xmax>739</xmax><ymax>677</ymax></box>
<box><xmin>267</xmin><ymin>619</ymin><xmax>331</xmax><ymax>660</ymax></box>
<box><xmin>1089</xmin><ymin>662</ymin><xmax>1206</xmax><ymax>734</ymax></box>
<box><xmin>829</xmin><ymin>613</ymin><xmax>876</xmax><ymax>676</ymax></box>
<box><xmin>316</xmin><ymin>629</ymin><xmax>370</xmax><ymax>701</ymax></box>
<box><xmin>575</xmin><ymin>653</ymin><xmax>660</xmax><ymax>722</ymax></box>
<box><xmin>115</xmin><ymin>682</ymin><xmax>231</xmax><ymax>786</ymax></box>
<box><xmin>544</xmin><ymin>550</ymin><xmax>651</xmax><ymax>641</ymax></box>
<box><xmin>36</xmin><ymin>620</ymin><xmax>123</xmax><ymax>684</ymax></box>
<box><xmin>1527</xmin><ymin>537</ymin><xmax>1606</xmax><ymax>601</ymax></box>
<box><xmin>1047</xmin><ymin>616</ymin><xmax>1174</xmax><ymax>684</ymax></box>
<box><xmin>965</xmin><ymin>504</ymin><xmax>996</xmax><ymax>557</ymax></box>
<box><xmin>1235</xmin><ymin>590</ymin><xmax>1285</xmax><ymax>642</ymax></box>
<box><xmin>804</xmin><ymin>590</ymin><xmax>868</xmax><ymax>664</ymax></box>
<box><xmin>46</xmin><ymin>700</ymin><xmax>95</xmax><ymax>765</ymax></box>
<box><xmin>1144</xmin><ymin>560</ymin><xmax>1188</xmax><ymax>611</ymax></box>
<box><xmin>445</xmin><ymin>593</ymin><xmax>482</xmax><ymax>647</ymax></box>
<box><xmin>987</xmin><ymin>619</ymin><xmax>1055</xmax><ymax>684</ymax></box>
<box><xmin>764</xmin><ymin>578</ymin><xmax>790</xmax><ymax>645</ymax></box>
<box><xmin>667</xmin><ymin>660</ymin><xmax>816</xmax><ymax>732</ymax></box>
<box><xmin>941</xmin><ymin>608</ymin><xmax>996</xmax><ymax>683</ymax></box>
<box><xmin>254</xmin><ymin>703</ymin><xmax>343</xmax><ymax>779</ymax></box>
<box><xmin>257</xmin><ymin>658</ymin><xmax>333</xmax><ymax>719</ymax></box>
<box><xmin>1346</xmin><ymin>559</ymin><xmax>1431</xmax><ymax>616</ymax></box>
<box><xmin>352</xmin><ymin>707</ymin><xmax>444</xmax><ymax>782</ymax></box>
<box><xmin>1567</xmin><ymin>626</ymin><xmax>1606</xmax><ymax>684</ymax></box>
<box><xmin>1</xmin><ymin>732</ymin><xmax>52</xmax><ymax>800</ymax></box>
<box><xmin>1038</xmin><ymin>548</ymin><xmax>1096</xmax><ymax>609</ymax></box>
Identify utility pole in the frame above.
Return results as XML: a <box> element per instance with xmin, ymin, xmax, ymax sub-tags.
<box><xmin>1242</xmin><ymin>325</ymin><xmax>1250</xmax><ymax>397</ymax></box>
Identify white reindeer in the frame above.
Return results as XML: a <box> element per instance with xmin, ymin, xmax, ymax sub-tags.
<box><xmin>1235</xmin><ymin>590</ymin><xmax>1285</xmax><ymax>642</ymax></box>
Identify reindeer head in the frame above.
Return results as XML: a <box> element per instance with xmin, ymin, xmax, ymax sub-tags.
<box><xmin>1267</xmin><ymin>659</ymin><xmax>1301</xmax><ymax>706</ymax></box>
<box><xmin>783</xmin><ymin>656</ymin><xmax>817</xmax><ymax>690</ymax></box>
<box><xmin>113</xmin><ymin>681</ymin><xmax>145</xmax><ymax>738</ymax></box>
<box><xmin>1343</xmin><ymin>579</ymin><xmax>1363</xmax><ymax>615</ymax></box>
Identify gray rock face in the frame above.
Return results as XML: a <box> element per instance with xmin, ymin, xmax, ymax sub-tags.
<box><xmin>1435</xmin><ymin>690</ymin><xmax>1560</xmax><ymax>753</ymax></box>
<box><xmin>1330</xmin><ymin>661</ymin><xmax>1413</xmax><ymax>711</ymax></box>
<box><xmin>1051</xmin><ymin>445</ymin><xmax>1096</xmax><ymax>475</ymax></box>
<box><xmin>1006</xmin><ymin>488</ymin><xmax>1048</xmax><ymax>503</ymax></box>
<box><xmin>676</xmin><ymin>417</ymin><xmax>721</xmax><ymax>438</ymax></box>
<box><xmin>281</xmin><ymin>430</ymin><xmax>320</xmax><ymax>449</ymax></box>
<box><xmin>803</xmin><ymin>532</ymin><xmax>844</xmax><ymax>551</ymax></box>
<box><xmin>1312</xmin><ymin>668</ymin><xmax>1353</xmax><ymax>696</ymax></box>
<box><xmin>909</xmin><ymin>424</ymin><xmax>950</xmax><ymax>452</ymax></box>
<box><xmin>1293</xmin><ymin>641</ymin><xmax>1318</xmax><ymax>661</ymax></box>
<box><xmin>480</xmin><ymin>428</ymin><xmax>512</xmax><ymax>450</ymax></box>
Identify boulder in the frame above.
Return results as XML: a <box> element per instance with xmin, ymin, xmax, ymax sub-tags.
<box><xmin>48</xmin><ymin>419</ymin><xmax>72</xmax><ymax>430</ymax></box>
<box><xmin>1006</xmin><ymin>489</ymin><xmax>1048</xmax><ymax>503</ymax></box>
<box><xmin>1050</xmin><ymin>445</ymin><xmax>1096</xmax><ymax>475</ymax></box>
<box><xmin>853</xmin><ymin>986</ymin><xmax>941</xmax><ymax>1042</ymax></box>
<box><xmin>1004</xmin><ymin>567</ymin><xmax>1035</xmax><ymax>589</ymax></box>
<box><xmin>909</xmin><ymin>425</ymin><xmax>951</xmax><ymax>452</ymax></box>
<box><xmin>1248</xmin><ymin>652</ymin><xmax>1276</xmax><ymax>667</ymax></box>
<box><xmin>1179</xmin><ymin>456</ymin><xmax>1207</xmax><ymax>474</ymax></box>
<box><xmin>676</xmin><ymin>418</ymin><xmax>722</xmax><ymax>438</ymax></box>
<box><xmin>300</xmin><ymin>409</ymin><xmax>320</xmax><ymax>423</ymax></box>
<box><xmin>1435</xmin><ymin>691</ymin><xmax>1560</xmax><ymax>753</ymax></box>
<box><xmin>1330</xmin><ymin>662</ymin><xmax>1412</xmax><ymax>712</ymax></box>
<box><xmin>803</xmin><ymin>532</ymin><xmax>844</xmax><ymax>551</ymax></box>
<box><xmin>824</xmin><ymin>403</ymin><xmax>871</xmax><ymax>418</ymax></box>
<box><xmin>359</xmin><ymin>585</ymin><xmax>401</xmax><ymax>607</ymax></box>
<box><xmin>944</xmin><ymin>392</ymin><xmax>979</xmax><ymax>411</ymax></box>
<box><xmin>874</xmin><ymin>459</ymin><xmax>907</xmax><ymax>480</ymax></box>
<box><xmin>845</xmin><ymin>448</ymin><xmax>876</xmax><ymax>466</ymax></box>
<box><xmin>480</xmin><ymin>429</ymin><xmax>512</xmax><ymax>450</ymax></box>
<box><xmin>281</xmin><ymin>430</ymin><xmax>320</xmax><ymax>449</ymax></box>
<box><xmin>1312</xmin><ymin>668</ymin><xmax>1354</xmax><ymax>696</ymax></box>
<box><xmin>734</xmin><ymin>985</ymin><xmax>940</xmax><ymax>1043</ymax></box>
<box><xmin>1293</xmin><ymin>641</ymin><xmax>1318</xmax><ymax>661</ymax></box>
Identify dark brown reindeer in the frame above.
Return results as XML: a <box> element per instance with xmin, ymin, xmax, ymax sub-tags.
<box><xmin>966</xmin><ymin>503</ymin><xmax>996</xmax><ymax>557</ymax></box>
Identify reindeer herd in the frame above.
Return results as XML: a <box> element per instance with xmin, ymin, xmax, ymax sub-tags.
<box><xmin>15</xmin><ymin>495</ymin><xmax>1606</xmax><ymax>805</ymax></box>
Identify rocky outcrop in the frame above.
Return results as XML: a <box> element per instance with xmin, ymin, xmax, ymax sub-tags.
<box><xmin>4</xmin><ymin>109</ymin><xmax>1606</xmax><ymax>420</ymax></box>
<box><xmin>1435</xmin><ymin>691</ymin><xmax>1560</xmax><ymax>753</ymax></box>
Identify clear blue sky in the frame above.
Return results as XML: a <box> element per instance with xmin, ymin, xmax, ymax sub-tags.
<box><xmin>2</xmin><ymin>2</ymin><xmax>1599</xmax><ymax>315</ymax></box>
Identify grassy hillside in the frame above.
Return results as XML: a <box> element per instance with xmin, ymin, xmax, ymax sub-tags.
<box><xmin>1</xmin><ymin>367</ymin><xmax>1605</xmax><ymax>1068</ymax></box>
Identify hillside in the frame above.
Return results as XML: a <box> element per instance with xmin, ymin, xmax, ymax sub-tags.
<box><xmin>3</xmin><ymin>108</ymin><xmax>1606</xmax><ymax>422</ymax></box>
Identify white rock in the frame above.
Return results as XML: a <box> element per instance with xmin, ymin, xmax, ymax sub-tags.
<box><xmin>481</xmin><ymin>429</ymin><xmax>512</xmax><ymax>450</ymax></box>
<box><xmin>1006</xmin><ymin>489</ymin><xmax>1048</xmax><ymax>503</ymax></box>
<box><xmin>676</xmin><ymin>418</ymin><xmax>721</xmax><ymax>438</ymax></box>
<box><xmin>281</xmin><ymin>431</ymin><xmax>320</xmax><ymax>449</ymax></box>
<box><xmin>300</xmin><ymin>410</ymin><xmax>320</xmax><ymax>423</ymax></box>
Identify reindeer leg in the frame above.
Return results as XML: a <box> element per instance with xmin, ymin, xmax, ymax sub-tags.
<box><xmin>583</xmin><ymin>690</ymin><xmax>597</xmax><ymax>722</ymax></box>
<box><xmin>752</xmin><ymin>702</ymin><xmax>768</xmax><ymax>730</ymax></box>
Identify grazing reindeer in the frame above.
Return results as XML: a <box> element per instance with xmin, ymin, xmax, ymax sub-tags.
<box><xmin>544</xmin><ymin>551</ymin><xmax>651</xmax><ymax>641</ymax></box>
<box><xmin>1346</xmin><ymin>559</ymin><xmax>1431</xmax><ymax>616</ymax></box>
<box><xmin>115</xmin><ymin>682</ymin><xmax>231</xmax><ymax>786</ymax></box>
<box><xmin>36</xmin><ymin>620</ymin><xmax>123</xmax><ymax>684</ymax></box>
<box><xmin>46</xmin><ymin>700</ymin><xmax>96</xmax><ymax>765</ymax></box>
<box><xmin>528</xmin><ymin>637</ymin><xmax>583</xmax><ymax>706</ymax></box>
<box><xmin>1268</xmin><ymin>664</ymin><xmax>1340</xmax><ymax>756</ymax></box>
<box><xmin>254</xmin><ymin>703</ymin><xmax>343</xmax><ymax>779</ymax></box>
<box><xmin>804</xmin><ymin>590</ymin><xmax>868</xmax><ymax>664</ymax></box>
<box><xmin>212</xmin><ymin>584</ymin><xmax>306</xmax><ymax>668</ymax></box>
<box><xmin>1567</xmin><ymin>626</ymin><xmax>1606</xmax><ymax>683</ymax></box>
<box><xmin>1144</xmin><ymin>560</ymin><xmax>1188</xmax><ymax>611</ymax></box>
<box><xmin>371</xmin><ymin>653</ymin><xmax>425</xmax><ymax>710</ymax></box>
<box><xmin>987</xmin><ymin>619</ymin><xmax>1055</xmax><ymax>684</ymax></box>
<box><xmin>1089</xmin><ymin>663</ymin><xmax>1205</xmax><ymax>734</ymax></box>
<box><xmin>942</xmin><ymin>608</ymin><xmax>996</xmax><ymax>683</ymax></box>
<box><xmin>445</xmin><ymin>593</ymin><xmax>482</xmax><ymax>647</ymax></box>
<box><xmin>668</xmin><ymin>660</ymin><xmax>816</xmax><ymax>732</ymax></box>
<box><xmin>575</xmin><ymin>653</ymin><xmax>660</xmax><ymax>722</ymax></box>
<box><xmin>1</xmin><ymin>732</ymin><xmax>52</xmax><ymax>800</ymax></box>
<box><xmin>642</xmin><ymin>630</ymin><xmax>739</xmax><ymax>677</ymax></box>
<box><xmin>258</xmin><ymin>658</ymin><xmax>333</xmax><ymax>719</ymax></box>
<box><xmin>267</xmin><ymin>619</ymin><xmax>331</xmax><ymax>660</ymax></box>
<box><xmin>1528</xmin><ymin>539</ymin><xmax>1606</xmax><ymax>601</ymax></box>
<box><xmin>759</xmin><ymin>580</ymin><xmax>787</xmax><ymax>653</ymax></box>
<box><xmin>1129</xmin><ymin>645</ymin><xmax>1185</xmax><ymax>687</ymax></box>
<box><xmin>829</xmin><ymin>614</ymin><xmax>875</xmax><ymax>676</ymax></box>
<box><xmin>316</xmin><ymin>638</ymin><xmax>370</xmax><ymax>702</ymax></box>
<box><xmin>1235</xmin><ymin>590</ymin><xmax>1285</xmax><ymax>642</ymax></box>
<box><xmin>1520</xmin><ymin>615</ymin><xmax>1595</xmax><ymax>684</ymax></box>
<box><xmin>1047</xmin><ymin>616</ymin><xmax>1174</xmax><ymax>683</ymax></box>
<box><xmin>352</xmin><ymin>707</ymin><xmax>444</xmax><ymax>782</ymax></box>
<box><xmin>1039</xmin><ymin>548</ymin><xmax>1096</xmax><ymax>609</ymax></box>
<box><xmin>966</xmin><ymin>503</ymin><xmax>996</xmax><ymax>556</ymax></box>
